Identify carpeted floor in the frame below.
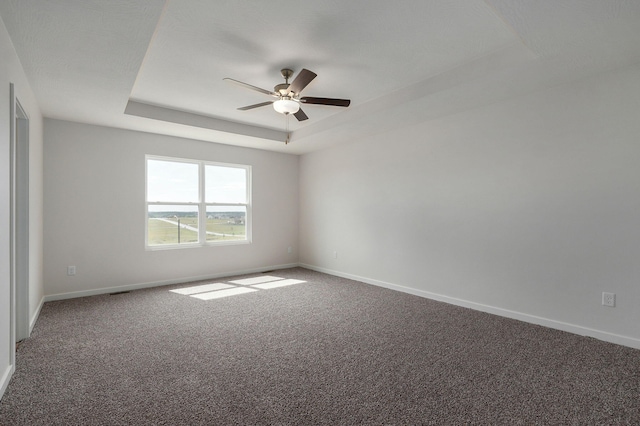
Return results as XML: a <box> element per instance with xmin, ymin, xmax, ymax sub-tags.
<box><xmin>1</xmin><ymin>267</ymin><xmax>639</xmax><ymax>425</ymax></box>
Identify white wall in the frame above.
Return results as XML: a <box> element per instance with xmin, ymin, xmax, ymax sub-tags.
<box><xmin>299</xmin><ymin>63</ymin><xmax>640</xmax><ymax>349</ymax></box>
<box><xmin>43</xmin><ymin>120</ymin><xmax>299</xmax><ymax>298</ymax></box>
<box><xmin>0</xmin><ymin>16</ymin><xmax>44</xmax><ymax>399</ymax></box>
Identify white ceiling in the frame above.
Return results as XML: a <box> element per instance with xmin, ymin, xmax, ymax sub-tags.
<box><xmin>1</xmin><ymin>0</ymin><xmax>640</xmax><ymax>154</ymax></box>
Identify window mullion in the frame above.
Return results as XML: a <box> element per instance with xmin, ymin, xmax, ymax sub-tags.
<box><xmin>199</xmin><ymin>161</ymin><xmax>205</xmax><ymax>243</ymax></box>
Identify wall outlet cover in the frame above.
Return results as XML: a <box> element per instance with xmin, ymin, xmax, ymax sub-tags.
<box><xmin>602</xmin><ymin>292</ymin><xmax>616</xmax><ymax>307</ymax></box>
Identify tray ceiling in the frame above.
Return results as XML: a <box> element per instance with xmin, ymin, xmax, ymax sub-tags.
<box><xmin>1</xmin><ymin>0</ymin><xmax>640</xmax><ymax>154</ymax></box>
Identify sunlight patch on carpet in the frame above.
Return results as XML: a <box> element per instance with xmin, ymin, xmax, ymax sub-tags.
<box><xmin>191</xmin><ymin>287</ymin><xmax>258</xmax><ymax>300</ymax></box>
<box><xmin>251</xmin><ymin>279</ymin><xmax>307</xmax><ymax>290</ymax></box>
<box><xmin>229</xmin><ymin>276</ymin><xmax>284</xmax><ymax>285</ymax></box>
<box><xmin>169</xmin><ymin>275</ymin><xmax>309</xmax><ymax>301</ymax></box>
<box><xmin>170</xmin><ymin>283</ymin><xmax>234</xmax><ymax>295</ymax></box>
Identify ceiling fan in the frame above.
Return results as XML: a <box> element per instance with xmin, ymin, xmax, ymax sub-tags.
<box><xmin>223</xmin><ymin>68</ymin><xmax>350</xmax><ymax>121</ymax></box>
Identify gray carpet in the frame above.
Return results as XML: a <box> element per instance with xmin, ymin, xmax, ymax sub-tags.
<box><xmin>1</xmin><ymin>267</ymin><xmax>639</xmax><ymax>425</ymax></box>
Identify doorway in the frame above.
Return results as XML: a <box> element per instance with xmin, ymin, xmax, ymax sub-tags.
<box><xmin>10</xmin><ymin>83</ymin><xmax>30</xmax><ymax>355</ymax></box>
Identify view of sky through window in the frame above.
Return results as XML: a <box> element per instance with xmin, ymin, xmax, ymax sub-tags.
<box><xmin>147</xmin><ymin>159</ymin><xmax>198</xmax><ymax>202</ymax></box>
<box><xmin>205</xmin><ymin>165</ymin><xmax>246</xmax><ymax>204</ymax></box>
<box><xmin>148</xmin><ymin>160</ymin><xmax>247</xmax><ymax>204</ymax></box>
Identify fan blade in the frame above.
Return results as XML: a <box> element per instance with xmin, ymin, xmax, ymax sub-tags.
<box><xmin>224</xmin><ymin>78</ymin><xmax>277</xmax><ymax>97</ymax></box>
<box><xmin>287</xmin><ymin>69</ymin><xmax>317</xmax><ymax>95</ymax></box>
<box><xmin>237</xmin><ymin>101</ymin><xmax>273</xmax><ymax>111</ymax></box>
<box><xmin>293</xmin><ymin>108</ymin><xmax>308</xmax><ymax>121</ymax></box>
<box><xmin>300</xmin><ymin>97</ymin><xmax>350</xmax><ymax>107</ymax></box>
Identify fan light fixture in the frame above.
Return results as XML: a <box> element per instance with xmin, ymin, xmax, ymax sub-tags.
<box><xmin>273</xmin><ymin>98</ymin><xmax>299</xmax><ymax>114</ymax></box>
<box><xmin>225</xmin><ymin>68</ymin><xmax>351</xmax><ymax>123</ymax></box>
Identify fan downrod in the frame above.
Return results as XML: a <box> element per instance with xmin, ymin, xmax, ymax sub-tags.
<box><xmin>280</xmin><ymin>68</ymin><xmax>294</xmax><ymax>83</ymax></box>
<box><xmin>274</xmin><ymin>69</ymin><xmax>294</xmax><ymax>95</ymax></box>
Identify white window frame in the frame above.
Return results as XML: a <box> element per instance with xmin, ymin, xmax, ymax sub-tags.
<box><xmin>145</xmin><ymin>155</ymin><xmax>252</xmax><ymax>250</ymax></box>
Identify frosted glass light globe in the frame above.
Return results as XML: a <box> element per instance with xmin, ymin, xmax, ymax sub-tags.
<box><xmin>273</xmin><ymin>99</ymin><xmax>299</xmax><ymax>114</ymax></box>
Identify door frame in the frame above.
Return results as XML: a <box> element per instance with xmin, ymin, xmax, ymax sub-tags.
<box><xmin>9</xmin><ymin>83</ymin><xmax>30</xmax><ymax>362</ymax></box>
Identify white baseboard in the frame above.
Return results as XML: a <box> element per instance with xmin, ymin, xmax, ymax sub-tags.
<box><xmin>300</xmin><ymin>263</ymin><xmax>640</xmax><ymax>350</ymax></box>
<box><xmin>29</xmin><ymin>297</ymin><xmax>45</xmax><ymax>334</ymax></box>
<box><xmin>44</xmin><ymin>263</ymin><xmax>299</xmax><ymax>302</ymax></box>
<box><xmin>0</xmin><ymin>364</ymin><xmax>14</xmax><ymax>402</ymax></box>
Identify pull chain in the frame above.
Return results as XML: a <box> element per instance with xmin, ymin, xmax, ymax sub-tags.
<box><xmin>285</xmin><ymin>114</ymin><xmax>290</xmax><ymax>144</ymax></box>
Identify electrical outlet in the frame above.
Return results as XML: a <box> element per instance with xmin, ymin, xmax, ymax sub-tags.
<box><xmin>333</xmin><ymin>250</ymin><xmax>338</xmax><ymax>259</ymax></box>
<box><xmin>288</xmin><ymin>246</ymin><xmax>292</xmax><ymax>254</ymax></box>
<box><xmin>67</xmin><ymin>266</ymin><xmax>76</xmax><ymax>276</ymax></box>
<box><xmin>602</xmin><ymin>292</ymin><xmax>615</xmax><ymax>307</ymax></box>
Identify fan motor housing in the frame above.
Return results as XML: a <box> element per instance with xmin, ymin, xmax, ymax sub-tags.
<box><xmin>274</xmin><ymin>83</ymin><xmax>290</xmax><ymax>96</ymax></box>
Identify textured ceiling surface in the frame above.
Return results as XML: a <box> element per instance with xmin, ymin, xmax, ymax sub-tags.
<box><xmin>1</xmin><ymin>0</ymin><xmax>640</xmax><ymax>154</ymax></box>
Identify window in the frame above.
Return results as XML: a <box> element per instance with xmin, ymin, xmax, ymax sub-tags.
<box><xmin>146</xmin><ymin>156</ymin><xmax>251</xmax><ymax>248</ymax></box>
